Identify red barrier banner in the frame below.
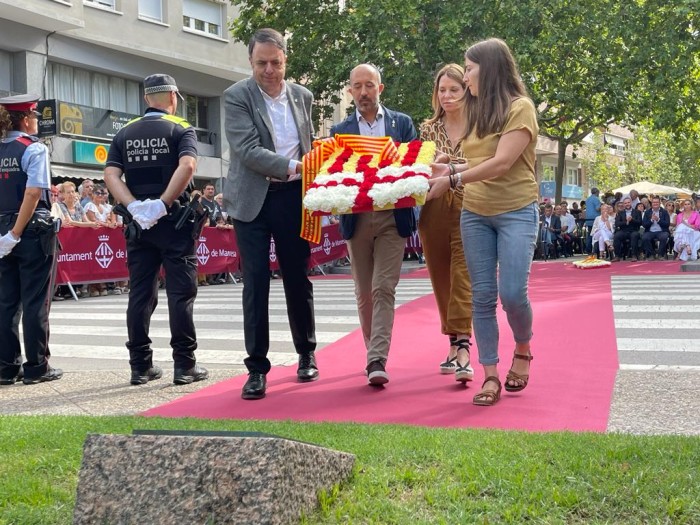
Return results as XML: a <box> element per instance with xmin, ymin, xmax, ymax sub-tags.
<box><xmin>56</xmin><ymin>227</ymin><xmax>129</xmax><ymax>285</ymax></box>
<box><xmin>405</xmin><ymin>230</ymin><xmax>423</xmax><ymax>254</ymax></box>
<box><xmin>56</xmin><ymin>226</ymin><xmax>239</xmax><ymax>284</ymax></box>
<box><xmin>196</xmin><ymin>228</ymin><xmax>239</xmax><ymax>274</ymax></box>
<box><xmin>309</xmin><ymin>224</ymin><xmax>348</xmax><ymax>267</ymax></box>
<box><xmin>268</xmin><ymin>224</ymin><xmax>348</xmax><ymax>270</ymax></box>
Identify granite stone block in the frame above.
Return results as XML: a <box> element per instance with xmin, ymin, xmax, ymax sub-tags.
<box><xmin>73</xmin><ymin>432</ymin><xmax>355</xmax><ymax>525</ymax></box>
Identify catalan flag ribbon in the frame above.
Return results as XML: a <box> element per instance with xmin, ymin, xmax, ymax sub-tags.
<box><xmin>300</xmin><ymin>135</ymin><xmax>401</xmax><ymax>243</ymax></box>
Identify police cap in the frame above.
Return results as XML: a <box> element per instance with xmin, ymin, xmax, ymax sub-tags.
<box><xmin>143</xmin><ymin>74</ymin><xmax>184</xmax><ymax>101</ymax></box>
<box><xmin>0</xmin><ymin>93</ymin><xmax>40</xmax><ymax>114</ymax></box>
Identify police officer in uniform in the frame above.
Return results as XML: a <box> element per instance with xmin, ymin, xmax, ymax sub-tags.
<box><xmin>104</xmin><ymin>74</ymin><xmax>208</xmax><ymax>386</ymax></box>
<box><xmin>0</xmin><ymin>94</ymin><xmax>63</xmax><ymax>385</ymax></box>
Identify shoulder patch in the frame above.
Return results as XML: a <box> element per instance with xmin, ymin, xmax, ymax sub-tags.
<box><xmin>123</xmin><ymin>116</ymin><xmax>143</xmax><ymax>128</ymax></box>
<box><xmin>162</xmin><ymin>114</ymin><xmax>191</xmax><ymax>128</ymax></box>
<box><xmin>16</xmin><ymin>136</ymin><xmax>38</xmax><ymax>146</ymax></box>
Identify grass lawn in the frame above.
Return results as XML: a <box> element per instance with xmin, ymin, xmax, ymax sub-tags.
<box><xmin>1</xmin><ymin>416</ymin><xmax>698</xmax><ymax>524</ymax></box>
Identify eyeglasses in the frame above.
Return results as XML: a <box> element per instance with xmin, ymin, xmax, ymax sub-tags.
<box><xmin>94</xmin><ymin>191</ymin><xmax>108</xmax><ymax>196</ymax></box>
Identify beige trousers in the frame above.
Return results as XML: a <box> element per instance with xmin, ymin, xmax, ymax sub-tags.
<box><xmin>418</xmin><ymin>190</ymin><xmax>473</xmax><ymax>336</ymax></box>
<box><xmin>347</xmin><ymin>211</ymin><xmax>406</xmax><ymax>366</ymax></box>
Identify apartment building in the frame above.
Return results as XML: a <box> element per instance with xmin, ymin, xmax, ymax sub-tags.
<box><xmin>0</xmin><ymin>0</ymin><xmax>250</xmax><ymax>186</ymax></box>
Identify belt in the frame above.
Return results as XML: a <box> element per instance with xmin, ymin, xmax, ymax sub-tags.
<box><xmin>267</xmin><ymin>180</ymin><xmax>301</xmax><ymax>192</ymax></box>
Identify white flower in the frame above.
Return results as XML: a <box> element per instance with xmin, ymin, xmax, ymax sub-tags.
<box><xmin>303</xmin><ymin>185</ymin><xmax>359</xmax><ymax>214</ymax></box>
<box><xmin>368</xmin><ymin>176</ymin><xmax>430</xmax><ymax>208</ymax></box>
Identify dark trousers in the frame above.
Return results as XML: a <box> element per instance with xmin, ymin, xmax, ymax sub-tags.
<box><xmin>0</xmin><ymin>216</ymin><xmax>56</xmax><ymax>380</ymax></box>
<box><xmin>613</xmin><ymin>230</ymin><xmax>641</xmax><ymax>258</ymax></box>
<box><xmin>233</xmin><ymin>184</ymin><xmax>316</xmax><ymax>374</ymax></box>
<box><xmin>126</xmin><ymin>218</ymin><xmax>198</xmax><ymax>372</ymax></box>
<box><xmin>642</xmin><ymin>231</ymin><xmax>669</xmax><ymax>257</ymax></box>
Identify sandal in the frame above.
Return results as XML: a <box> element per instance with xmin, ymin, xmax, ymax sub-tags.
<box><xmin>439</xmin><ymin>336</ymin><xmax>458</xmax><ymax>374</ymax></box>
<box><xmin>453</xmin><ymin>338</ymin><xmax>474</xmax><ymax>383</ymax></box>
<box><xmin>504</xmin><ymin>351</ymin><xmax>533</xmax><ymax>392</ymax></box>
<box><xmin>472</xmin><ymin>376</ymin><xmax>501</xmax><ymax>406</ymax></box>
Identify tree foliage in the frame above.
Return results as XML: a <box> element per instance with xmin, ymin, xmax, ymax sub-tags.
<box><xmin>228</xmin><ymin>0</ymin><xmax>700</xmax><ymax>199</ymax></box>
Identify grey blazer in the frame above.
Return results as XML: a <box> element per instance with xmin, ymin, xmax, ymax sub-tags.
<box><xmin>223</xmin><ymin>77</ymin><xmax>314</xmax><ymax>222</ymax></box>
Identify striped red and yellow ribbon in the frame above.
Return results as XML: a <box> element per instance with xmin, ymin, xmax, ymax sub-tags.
<box><xmin>300</xmin><ymin>134</ymin><xmax>401</xmax><ymax>243</ymax></box>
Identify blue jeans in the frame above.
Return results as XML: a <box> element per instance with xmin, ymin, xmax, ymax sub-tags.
<box><xmin>460</xmin><ymin>202</ymin><xmax>538</xmax><ymax>365</ymax></box>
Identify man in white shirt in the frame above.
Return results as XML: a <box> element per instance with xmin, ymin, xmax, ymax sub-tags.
<box><xmin>223</xmin><ymin>28</ymin><xmax>318</xmax><ymax>400</ymax></box>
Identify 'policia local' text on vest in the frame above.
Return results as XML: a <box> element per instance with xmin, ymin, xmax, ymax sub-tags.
<box><xmin>120</xmin><ymin>114</ymin><xmax>191</xmax><ymax>200</ymax></box>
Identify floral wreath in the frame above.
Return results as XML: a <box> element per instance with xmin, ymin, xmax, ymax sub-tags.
<box><xmin>300</xmin><ymin>135</ymin><xmax>435</xmax><ymax>243</ymax></box>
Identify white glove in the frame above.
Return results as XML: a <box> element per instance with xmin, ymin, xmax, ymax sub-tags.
<box><xmin>127</xmin><ymin>199</ymin><xmax>167</xmax><ymax>230</ymax></box>
<box><xmin>0</xmin><ymin>231</ymin><xmax>21</xmax><ymax>259</ymax></box>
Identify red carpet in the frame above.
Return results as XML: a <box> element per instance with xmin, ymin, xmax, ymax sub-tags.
<box><xmin>145</xmin><ymin>260</ymin><xmax>683</xmax><ymax>432</ymax></box>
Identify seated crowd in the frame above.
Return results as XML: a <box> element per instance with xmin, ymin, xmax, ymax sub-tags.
<box><xmin>536</xmin><ymin>189</ymin><xmax>700</xmax><ymax>262</ymax></box>
<box><xmin>50</xmin><ymin>179</ymin><xmax>348</xmax><ymax>299</ymax></box>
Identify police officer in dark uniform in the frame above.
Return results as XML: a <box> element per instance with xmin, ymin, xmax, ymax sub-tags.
<box><xmin>104</xmin><ymin>74</ymin><xmax>208</xmax><ymax>386</ymax></box>
<box><xmin>0</xmin><ymin>94</ymin><xmax>63</xmax><ymax>385</ymax></box>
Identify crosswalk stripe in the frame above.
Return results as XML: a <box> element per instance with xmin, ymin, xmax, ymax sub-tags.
<box><xmin>616</xmin><ymin>338</ymin><xmax>700</xmax><ymax>352</ymax></box>
<box><xmin>48</xmin><ymin>345</ymin><xmax>297</xmax><ymax>366</ymax></box>
<box><xmin>49</xmin><ymin>312</ymin><xmax>361</xmax><ymax>325</ymax></box>
<box><xmin>43</xmin><ymin>278</ymin><xmax>433</xmax><ymax>365</ymax></box>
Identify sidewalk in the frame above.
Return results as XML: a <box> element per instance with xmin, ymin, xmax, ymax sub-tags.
<box><xmin>2</xmin><ymin>256</ymin><xmax>699</xmax><ymax>436</ymax></box>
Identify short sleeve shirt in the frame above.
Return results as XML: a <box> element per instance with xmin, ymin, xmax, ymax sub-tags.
<box><xmin>461</xmin><ymin>97</ymin><xmax>539</xmax><ymax>216</ymax></box>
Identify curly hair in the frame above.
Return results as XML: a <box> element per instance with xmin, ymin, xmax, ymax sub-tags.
<box><xmin>0</xmin><ymin>106</ymin><xmax>12</xmax><ymax>139</ymax></box>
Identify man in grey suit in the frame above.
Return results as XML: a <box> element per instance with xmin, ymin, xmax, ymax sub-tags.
<box><xmin>223</xmin><ymin>28</ymin><xmax>317</xmax><ymax>400</ymax></box>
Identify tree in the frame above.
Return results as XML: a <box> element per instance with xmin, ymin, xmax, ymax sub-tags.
<box><xmin>229</xmin><ymin>0</ymin><xmax>700</xmax><ymax>202</ymax></box>
<box><xmin>579</xmin><ymin>130</ymin><xmax>625</xmax><ymax>192</ymax></box>
<box><xmin>511</xmin><ymin>0</ymin><xmax>700</xmax><ymax>203</ymax></box>
<box><xmin>621</xmin><ymin>125</ymin><xmax>682</xmax><ymax>188</ymax></box>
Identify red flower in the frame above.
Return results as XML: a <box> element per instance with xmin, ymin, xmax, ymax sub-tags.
<box><xmin>353</xmin><ymin>193</ymin><xmax>374</xmax><ymax>212</ymax></box>
<box><xmin>395</xmin><ymin>197</ymin><xmax>416</xmax><ymax>208</ymax></box>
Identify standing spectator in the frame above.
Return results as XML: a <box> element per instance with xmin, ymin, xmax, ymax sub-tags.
<box><xmin>0</xmin><ymin>93</ymin><xmax>62</xmax><ymax>385</ymax></box>
<box><xmin>332</xmin><ymin>63</ymin><xmax>418</xmax><ymax>386</ymax></box>
<box><xmin>429</xmin><ymin>38</ymin><xmax>539</xmax><ymax>406</ymax></box>
<box><xmin>79</xmin><ymin>178</ymin><xmax>94</xmax><ymax>208</ymax></box>
<box><xmin>418</xmin><ymin>64</ymin><xmax>473</xmax><ymax>382</ymax></box>
<box><xmin>629</xmin><ymin>189</ymin><xmax>641</xmax><ymax>209</ymax></box>
<box><xmin>641</xmin><ymin>197</ymin><xmax>670</xmax><ymax>260</ymax></box>
<box><xmin>612</xmin><ymin>197</ymin><xmax>642</xmax><ymax>261</ymax></box>
<box><xmin>223</xmin><ymin>28</ymin><xmax>318</xmax><ymax>400</ymax></box>
<box><xmin>104</xmin><ymin>73</ymin><xmax>208</xmax><ymax>386</ymax></box>
<box><xmin>49</xmin><ymin>184</ymin><xmax>62</xmax><ymax>220</ymax></box>
<box><xmin>584</xmin><ymin>187</ymin><xmax>602</xmax><ymax>254</ymax></box>
<box><xmin>57</xmin><ymin>181</ymin><xmax>96</xmax><ymax>228</ymax></box>
<box><xmin>200</xmin><ymin>183</ymin><xmax>222</xmax><ymax>223</ymax></box>
<box><xmin>84</xmin><ymin>184</ymin><xmax>117</xmax><ymax>228</ymax></box>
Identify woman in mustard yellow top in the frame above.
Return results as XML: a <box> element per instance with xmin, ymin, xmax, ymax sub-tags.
<box><xmin>428</xmin><ymin>38</ymin><xmax>539</xmax><ymax>406</ymax></box>
<box><xmin>419</xmin><ymin>64</ymin><xmax>473</xmax><ymax>383</ymax></box>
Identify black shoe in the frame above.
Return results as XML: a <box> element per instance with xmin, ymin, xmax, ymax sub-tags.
<box><xmin>366</xmin><ymin>360</ymin><xmax>389</xmax><ymax>386</ymax></box>
<box><xmin>0</xmin><ymin>368</ymin><xmax>23</xmax><ymax>385</ymax></box>
<box><xmin>23</xmin><ymin>367</ymin><xmax>63</xmax><ymax>385</ymax></box>
<box><xmin>241</xmin><ymin>372</ymin><xmax>267</xmax><ymax>399</ymax></box>
<box><xmin>297</xmin><ymin>352</ymin><xmax>319</xmax><ymax>382</ymax></box>
<box><xmin>130</xmin><ymin>365</ymin><xmax>163</xmax><ymax>385</ymax></box>
<box><xmin>173</xmin><ymin>364</ymin><xmax>209</xmax><ymax>385</ymax></box>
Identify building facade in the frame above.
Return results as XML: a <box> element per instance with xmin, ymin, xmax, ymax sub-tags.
<box><xmin>0</xmin><ymin>0</ymin><xmax>250</xmax><ymax>186</ymax></box>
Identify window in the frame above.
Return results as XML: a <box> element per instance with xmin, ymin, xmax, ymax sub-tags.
<box><xmin>183</xmin><ymin>0</ymin><xmax>223</xmax><ymax>37</ymax></box>
<box><xmin>84</xmin><ymin>0</ymin><xmax>116</xmax><ymax>9</ymax></box>
<box><xmin>541</xmin><ymin>164</ymin><xmax>555</xmax><ymax>182</ymax></box>
<box><xmin>138</xmin><ymin>0</ymin><xmax>163</xmax><ymax>22</ymax></box>
<box><xmin>566</xmin><ymin>167</ymin><xmax>580</xmax><ymax>186</ymax></box>
<box><xmin>47</xmin><ymin>63</ymin><xmax>140</xmax><ymax>114</ymax></box>
<box><xmin>175</xmin><ymin>94</ymin><xmax>213</xmax><ymax>144</ymax></box>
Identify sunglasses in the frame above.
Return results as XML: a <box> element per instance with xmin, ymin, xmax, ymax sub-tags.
<box><xmin>94</xmin><ymin>191</ymin><xmax>108</xmax><ymax>195</ymax></box>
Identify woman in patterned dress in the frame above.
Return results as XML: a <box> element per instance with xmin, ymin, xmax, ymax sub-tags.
<box><xmin>419</xmin><ymin>64</ymin><xmax>474</xmax><ymax>384</ymax></box>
